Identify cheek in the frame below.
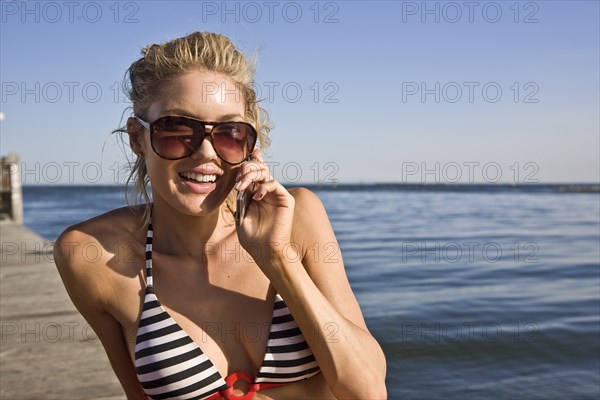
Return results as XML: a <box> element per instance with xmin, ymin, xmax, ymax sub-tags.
<box><xmin>222</xmin><ymin>166</ymin><xmax>241</xmax><ymax>185</ymax></box>
<box><xmin>140</xmin><ymin>136</ymin><xmax>173</xmax><ymax>181</ymax></box>
<box><xmin>144</xmin><ymin>155</ymin><xmax>174</xmax><ymax>185</ymax></box>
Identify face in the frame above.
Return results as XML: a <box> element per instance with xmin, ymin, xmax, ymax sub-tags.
<box><xmin>128</xmin><ymin>70</ymin><xmax>248</xmax><ymax>216</ymax></box>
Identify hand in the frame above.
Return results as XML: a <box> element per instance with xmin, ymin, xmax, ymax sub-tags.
<box><xmin>234</xmin><ymin>150</ymin><xmax>296</xmax><ymax>268</ymax></box>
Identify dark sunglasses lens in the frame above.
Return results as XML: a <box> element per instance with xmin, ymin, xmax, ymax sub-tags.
<box><xmin>212</xmin><ymin>123</ymin><xmax>256</xmax><ymax>164</ymax></box>
<box><xmin>151</xmin><ymin>117</ymin><xmax>202</xmax><ymax>159</ymax></box>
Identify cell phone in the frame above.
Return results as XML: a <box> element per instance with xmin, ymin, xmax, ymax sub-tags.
<box><xmin>235</xmin><ymin>188</ymin><xmax>253</xmax><ymax>227</ymax></box>
<box><xmin>235</xmin><ymin>156</ymin><xmax>257</xmax><ymax>227</ymax></box>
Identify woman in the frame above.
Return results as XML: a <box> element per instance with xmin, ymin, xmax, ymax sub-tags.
<box><xmin>55</xmin><ymin>32</ymin><xmax>386</xmax><ymax>400</ymax></box>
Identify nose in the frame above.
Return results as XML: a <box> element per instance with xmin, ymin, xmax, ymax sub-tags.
<box><xmin>189</xmin><ymin>129</ymin><xmax>218</xmax><ymax>161</ymax></box>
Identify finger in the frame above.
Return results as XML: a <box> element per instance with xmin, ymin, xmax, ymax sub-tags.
<box><xmin>235</xmin><ymin>164</ymin><xmax>272</xmax><ymax>191</ymax></box>
<box><xmin>252</xmin><ymin>179</ymin><xmax>280</xmax><ymax>200</ymax></box>
<box><xmin>235</xmin><ymin>160</ymin><xmax>265</xmax><ymax>182</ymax></box>
<box><xmin>239</xmin><ymin>162</ymin><xmax>270</xmax><ymax>184</ymax></box>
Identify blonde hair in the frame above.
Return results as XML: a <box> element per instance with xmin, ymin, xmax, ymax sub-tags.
<box><xmin>118</xmin><ymin>32</ymin><xmax>271</xmax><ymax>223</ymax></box>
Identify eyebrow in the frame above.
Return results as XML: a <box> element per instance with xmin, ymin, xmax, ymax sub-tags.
<box><xmin>160</xmin><ymin>109</ymin><xmax>245</xmax><ymax>122</ymax></box>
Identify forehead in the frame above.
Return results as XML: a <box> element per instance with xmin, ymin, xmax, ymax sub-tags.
<box><xmin>148</xmin><ymin>70</ymin><xmax>245</xmax><ymax>119</ymax></box>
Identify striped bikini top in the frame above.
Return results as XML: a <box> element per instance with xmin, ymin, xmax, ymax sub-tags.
<box><xmin>135</xmin><ymin>224</ymin><xmax>320</xmax><ymax>400</ymax></box>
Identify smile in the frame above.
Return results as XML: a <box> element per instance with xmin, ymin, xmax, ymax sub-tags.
<box><xmin>178</xmin><ymin>172</ymin><xmax>218</xmax><ymax>184</ymax></box>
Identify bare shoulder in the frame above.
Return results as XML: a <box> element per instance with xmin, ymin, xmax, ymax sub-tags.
<box><xmin>288</xmin><ymin>187</ymin><xmax>333</xmax><ymax>243</ymax></box>
<box><xmin>288</xmin><ymin>187</ymin><xmax>329</xmax><ymax>222</ymax></box>
<box><xmin>288</xmin><ymin>186</ymin><xmax>323</xmax><ymax>204</ymax></box>
<box><xmin>54</xmin><ymin>206</ymin><xmax>146</xmax><ymax>271</ymax></box>
<box><xmin>288</xmin><ymin>187</ymin><xmax>341</xmax><ymax>266</ymax></box>
<box><xmin>54</xmin><ymin>207</ymin><xmax>150</xmax><ymax>396</ymax></box>
<box><xmin>54</xmin><ymin>206</ymin><xmax>147</xmax><ymax>312</ymax></box>
<box><xmin>287</xmin><ymin>189</ymin><xmax>368</xmax><ymax>330</ymax></box>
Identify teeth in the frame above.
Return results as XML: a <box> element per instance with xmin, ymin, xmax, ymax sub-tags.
<box><xmin>180</xmin><ymin>172</ymin><xmax>217</xmax><ymax>183</ymax></box>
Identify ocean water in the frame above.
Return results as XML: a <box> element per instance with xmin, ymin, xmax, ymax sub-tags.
<box><xmin>22</xmin><ymin>185</ymin><xmax>600</xmax><ymax>399</ymax></box>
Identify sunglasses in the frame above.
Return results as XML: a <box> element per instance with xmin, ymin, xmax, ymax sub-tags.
<box><xmin>134</xmin><ymin>115</ymin><xmax>257</xmax><ymax>165</ymax></box>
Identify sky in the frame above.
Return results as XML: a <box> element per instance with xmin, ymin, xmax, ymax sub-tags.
<box><xmin>1</xmin><ymin>0</ymin><xmax>599</xmax><ymax>185</ymax></box>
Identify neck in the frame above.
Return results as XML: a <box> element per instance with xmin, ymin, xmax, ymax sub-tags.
<box><xmin>149</xmin><ymin>197</ymin><xmax>236</xmax><ymax>258</ymax></box>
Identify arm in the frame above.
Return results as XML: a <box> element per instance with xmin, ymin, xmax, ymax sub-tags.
<box><xmin>236</xmin><ymin>153</ymin><xmax>386</xmax><ymax>399</ymax></box>
<box><xmin>54</xmin><ymin>229</ymin><xmax>147</xmax><ymax>400</ymax></box>
<box><xmin>237</xmin><ymin>182</ymin><xmax>387</xmax><ymax>397</ymax></box>
<box><xmin>269</xmin><ymin>188</ymin><xmax>387</xmax><ymax>399</ymax></box>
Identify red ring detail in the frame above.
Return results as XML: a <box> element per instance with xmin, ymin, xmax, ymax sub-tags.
<box><xmin>221</xmin><ymin>371</ymin><xmax>258</xmax><ymax>400</ymax></box>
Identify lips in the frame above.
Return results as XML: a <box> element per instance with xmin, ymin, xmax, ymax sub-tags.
<box><xmin>176</xmin><ymin>165</ymin><xmax>224</xmax><ymax>194</ymax></box>
<box><xmin>178</xmin><ymin>171</ymin><xmax>217</xmax><ymax>183</ymax></box>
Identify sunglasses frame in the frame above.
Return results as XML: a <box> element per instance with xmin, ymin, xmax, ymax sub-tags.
<box><xmin>134</xmin><ymin>115</ymin><xmax>257</xmax><ymax>165</ymax></box>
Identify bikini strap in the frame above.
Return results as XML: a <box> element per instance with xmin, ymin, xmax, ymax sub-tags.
<box><xmin>145</xmin><ymin>223</ymin><xmax>154</xmax><ymax>288</ymax></box>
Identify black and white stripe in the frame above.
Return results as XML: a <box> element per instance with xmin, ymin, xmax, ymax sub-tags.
<box><xmin>135</xmin><ymin>224</ymin><xmax>228</xmax><ymax>400</ymax></box>
<box><xmin>134</xmin><ymin>224</ymin><xmax>320</xmax><ymax>399</ymax></box>
<box><xmin>255</xmin><ymin>296</ymin><xmax>321</xmax><ymax>383</ymax></box>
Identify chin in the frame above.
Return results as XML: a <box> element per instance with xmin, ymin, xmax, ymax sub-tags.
<box><xmin>176</xmin><ymin>186</ymin><xmax>232</xmax><ymax>216</ymax></box>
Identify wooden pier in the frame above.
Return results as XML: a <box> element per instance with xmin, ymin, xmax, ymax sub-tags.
<box><xmin>0</xmin><ymin>153</ymin><xmax>125</xmax><ymax>399</ymax></box>
<box><xmin>1</xmin><ymin>154</ymin><xmax>23</xmax><ymax>225</ymax></box>
<box><xmin>0</xmin><ymin>221</ymin><xmax>125</xmax><ymax>399</ymax></box>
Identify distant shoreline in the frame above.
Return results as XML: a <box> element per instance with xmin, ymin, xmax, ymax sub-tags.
<box><xmin>21</xmin><ymin>183</ymin><xmax>600</xmax><ymax>193</ymax></box>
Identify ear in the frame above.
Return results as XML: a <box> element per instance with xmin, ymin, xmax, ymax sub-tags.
<box><xmin>126</xmin><ymin>117</ymin><xmax>144</xmax><ymax>155</ymax></box>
